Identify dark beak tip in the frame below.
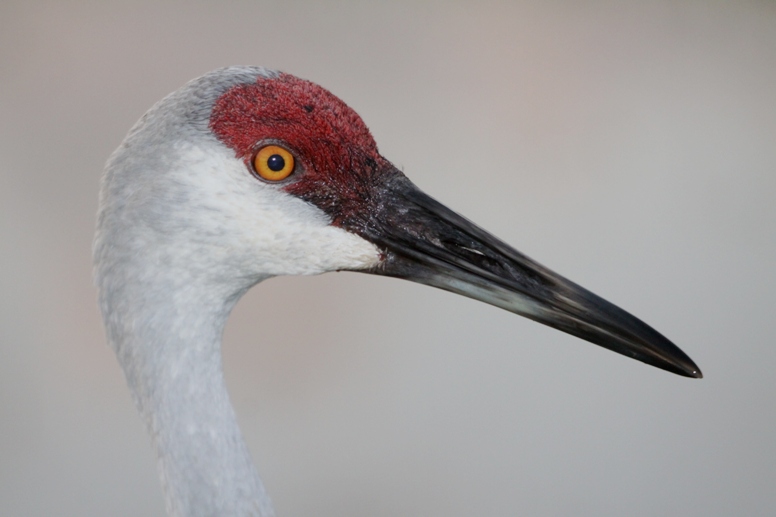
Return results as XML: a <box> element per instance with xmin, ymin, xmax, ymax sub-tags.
<box><xmin>675</xmin><ymin>350</ymin><xmax>704</xmax><ymax>379</ymax></box>
<box><xmin>659</xmin><ymin>352</ymin><xmax>703</xmax><ymax>378</ymax></box>
<box><xmin>670</xmin><ymin>359</ymin><xmax>703</xmax><ymax>379</ymax></box>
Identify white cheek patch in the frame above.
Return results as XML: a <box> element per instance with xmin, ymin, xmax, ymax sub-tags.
<box><xmin>259</xmin><ymin>224</ymin><xmax>381</xmax><ymax>277</ymax></box>
<box><xmin>170</xmin><ymin>142</ymin><xmax>382</xmax><ymax>278</ymax></box>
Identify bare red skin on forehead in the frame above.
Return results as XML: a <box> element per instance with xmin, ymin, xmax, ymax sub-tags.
<box><xmin>209</xmin><ymin>73</ymin><xmax>395</xmax><ymax>226</ymax></box>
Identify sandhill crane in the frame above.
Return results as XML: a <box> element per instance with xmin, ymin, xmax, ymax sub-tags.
<box><xmin>93</xmin><ymin>66</ymin><xmax>701</xmax><ymax>517</ymax></box>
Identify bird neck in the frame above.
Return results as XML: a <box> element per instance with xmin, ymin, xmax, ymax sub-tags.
<box><xmin>104</xmin><ymin>271</ymin><xmax>275</xmax><ymax>517</ymax></box>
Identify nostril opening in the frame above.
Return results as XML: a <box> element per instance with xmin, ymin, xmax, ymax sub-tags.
<box><xmin>441</xmin><ymin>237</ymin><xmax>500</xmax><ymax>269</ymax></box>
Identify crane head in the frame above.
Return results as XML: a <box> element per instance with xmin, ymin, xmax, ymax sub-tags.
<box><xmin>96</xmin><ymin>66</ymin><xmax>701</xmax><ymax>378</ymax></box>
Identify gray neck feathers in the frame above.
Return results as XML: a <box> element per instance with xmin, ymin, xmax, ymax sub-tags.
<box><xmin>94</xmin><ymin>65</ymin><xmax>281</xmax><ymax>517</ymax></box>
<box><xmin>95</xmin><ymin>226</ymin><xmax>275</xmax><ymax>516</ymax></box>
<box><xmin>102</xmin><ymin>268</ymin><xmax>274</xmax><ymax>517</ymax></box>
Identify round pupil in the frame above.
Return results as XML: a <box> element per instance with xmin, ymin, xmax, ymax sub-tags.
<box><xmin>267</xmin><ymin>154</ymin><xmax>285</xmax><ymax>172</ymax></box>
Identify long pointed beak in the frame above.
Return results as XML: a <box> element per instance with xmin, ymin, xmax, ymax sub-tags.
<box><xmin>355</xmin><ymin>175</ymin><xmax>701</xmax><ymax>378</ymax></box>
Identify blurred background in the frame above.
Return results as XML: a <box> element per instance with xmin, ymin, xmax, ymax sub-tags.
<box><xmin>1</xmin><ymin>1</ymin><xmax>774</xmax><ymax>515</ymax></box>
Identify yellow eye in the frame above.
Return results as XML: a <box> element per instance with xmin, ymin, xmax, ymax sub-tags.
<box><xmin>252</xmin><ymin>145</ymin><xmax>295</xmax><ymax>181</ymax></box>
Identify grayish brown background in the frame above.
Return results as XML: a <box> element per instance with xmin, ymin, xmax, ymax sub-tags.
<box><xmin>1</xmin><ymin>1</ymin><xmax>774</xmax><ymax>515</ymax></box>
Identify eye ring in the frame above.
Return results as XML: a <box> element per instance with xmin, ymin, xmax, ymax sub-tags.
<box><xmin>252</xmin><ymin>145</ymin><xmax>295</xmax><ymax>182</ymax></box>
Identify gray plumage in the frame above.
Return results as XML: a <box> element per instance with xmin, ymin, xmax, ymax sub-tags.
<box><xmin>95</xmin><ymin>66</ymin><xmax>700</xmax><ymax>517</ymax></box>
